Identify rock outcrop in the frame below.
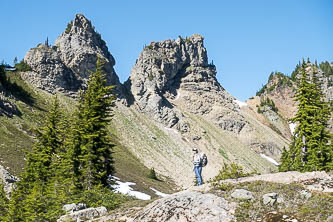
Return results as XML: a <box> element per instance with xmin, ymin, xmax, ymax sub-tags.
<box><xmin>98</xmin><ymin>171</ymin><xmax>333</xmax><ymax>222</ymax></box>
<box><xmin>0</xmin><ymin>165</ymin><xmax>19</xmax><ymax>198</ymax></box>
<box><xmin>57</xmin><ymin>203</ymin><xmax>107</xmax><ymax>222</ymax></box>
<box><xmin>0</xmin><ymin>93</ymin><xmax>20</xmax><ymax>117</ymax></box>
<box><xmin>23</xmin><ymin>44</ymin><xmax>80</xmax><ymax>93</ymax></box>
<box><xmin>0</xmin><ymin>78</ymin><xmax>20</xmax><ymax>117</ymax></box>
<box><xmin>126</xmin><ymin>34</ymin><xmax>244</xmax><ymax>131</ymax></box>
<box><xmin>133</xmin><ymin>190</ymin><xmax>236</xmax><ymax>222</ymax></box>
<box><xmin>23</xmin><ymin>14</ymin><xmax>121</xmax><ymax>95</ymax></box>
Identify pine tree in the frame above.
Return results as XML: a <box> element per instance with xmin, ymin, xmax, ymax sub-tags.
<box><xmin>69</xmin><ymin>57</ymin><xmax>115</xmax><ymax>190</ymax></box>
<box><xmin>0</xmin><ymin>183</ymin><xmax>8</xmax><ymax>220</ymax></box>
<box><xmin>278</xmin><ymin>146</ymin><xmax>291</xmax><ymax>172</ymax></box>
<box><xmin>280</xmin><ymin>62</ymin><xmax>333</xmax><ymax>172</ymax></box>
<box><xmin>6</xmin><ymin>96</ymin><xmax>67</xmax><ymax>221</ymax></box>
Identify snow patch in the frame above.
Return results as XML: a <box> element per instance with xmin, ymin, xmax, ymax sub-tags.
<box><xmin>150</xmin><ymin>187</ymin><xmax>169</xmax><ymax>197</ymax></box>
<box><xmin>260</xmin><ymin>154</ymin><xmax>279</xmax><ymax>166</ymax></box>
<box><xmin>111</xmin><ymin>178</ymin><xmax>151</xmax><ymax>200</ymax></box>
<box><xmin>289</xmin><ymin>122</ymin><xmax>297</xmax><ymax>135</ymax></box>
<box><xmin>235</xmin><ymin>99</ymin><xmax>248</xmax><ymax>108</ymax></box>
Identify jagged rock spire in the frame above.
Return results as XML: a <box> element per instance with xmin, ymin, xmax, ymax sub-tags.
<box><xmin>23</xmin><ymin>14</ymin><xmax>121</xmax><ymax>95</ymax></box>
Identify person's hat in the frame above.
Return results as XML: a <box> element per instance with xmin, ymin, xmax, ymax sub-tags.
<box><xmin>192</xmin><ymin>147</ymin><xmax>198</xmax><ymax>151</ymax></box>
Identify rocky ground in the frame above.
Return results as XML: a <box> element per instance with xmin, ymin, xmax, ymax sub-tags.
<box><xmin>90</xmin><ymin>171</ymin><xmax>333</xmax><ymax>222</ymax></box>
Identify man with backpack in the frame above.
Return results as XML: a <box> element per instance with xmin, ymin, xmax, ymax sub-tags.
<box><xmin>192</xmin><ymin>148</ymin><xmax>207</xmax><ymax>186</ymax></box>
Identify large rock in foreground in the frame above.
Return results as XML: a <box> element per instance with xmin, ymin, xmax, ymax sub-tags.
<box><xmin>133</xmin><ymin>190</ymin><xmax>236</xmax><ymax>222</ymax></box>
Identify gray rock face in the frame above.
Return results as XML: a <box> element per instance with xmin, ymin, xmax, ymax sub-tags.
<box><xmin>57</xmin><ymin>205</ymin><xmax>107</xmax><ymax>222</ymax></box>
<box><xmin>133</xmin><ymin>190</ymin><xmax>236</xmax><ymax>222</ymax></box>
<box><xmin>0</xmin><ymin>93</ymin><xmax>20</xmax><ymax>117</ymax></box>
<box><xmin>231</xmin><ymin>189</ymin><xmax>253</xmax><ymax>200</ymax></box>
<box><xmin>55</xmin><ymin>14</ymin><xmax>119</xmax><ymax>87</ymax></box>
<box><xmin>0</xmin><ymin>165</ymin><xmax>19</xmax><ymax>198</ymax></box>
<box><xmin>126</xmin><ymin>34</ymin><xmax>245</xmax><ymax>131</ymax></box>
<box><xmin>23</xmin><ymin>44</ymin><xmax>80</xmax><ymax>93</ymax></box>
<box><xmin>23</xmin><ymin>14</ymin><xmax>120</xmax><ymax>95</ymax></box>
<box><xmin>62</xmin><ymin>203</ymin><xmax>87</xmax><ymax>213</ymax></box>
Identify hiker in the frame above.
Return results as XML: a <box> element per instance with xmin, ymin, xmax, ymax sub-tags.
<box><xmin>192</xmin><ymin>147</ymin><xmax>202</xmax><ymax>186</ymax></box>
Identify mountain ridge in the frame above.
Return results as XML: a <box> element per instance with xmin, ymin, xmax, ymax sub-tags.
<box><xmin>2</xmin><ymin>14</ymin><xmax>329</xmax><ymax>188</ymax></box>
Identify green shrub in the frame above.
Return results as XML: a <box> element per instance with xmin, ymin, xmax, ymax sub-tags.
<box><xmin>148</xmin><ymin>168</ymin><xmax>158</xmax><ymax>180</ymax></box>
<box><xmin>75</xmin><ymin>185</ymin><xmax>131</xmax><ymax>210</ymax></box>
<box><xmin>148</xmin><ymin>72</ymin><xmax>154</xmax><ymax>81</ymax></box>
<box><xmin>145</xmin><ymin>45</ymin><xmax>153</xmax><ymax>50</ymax></box>
<box><xmin>259</xmin><ymin>97</ymin><xmax>278</xmax><ymax>113</ymax></box>
<box><xmin>14</xmin><ymin>60</ymin><xmax>32</xmax><ymax>72</ymax></box>
<box><xmin>211</xmin><ymin>162</ymin><xmax>250</xmax><ymax>182</ymax></box>
<box><xmin>65</xmin><ymin>22</ymin><xmax>72</xmax><ymax>34</ymax></box>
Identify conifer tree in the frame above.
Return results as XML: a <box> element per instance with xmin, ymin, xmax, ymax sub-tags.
<box><xmin>279</xmin><ymin>62</ymin><xmax>333</xmax><ymax>172</ymax></box>
<box><xmin>6</xmin><ymin>96</ymin><xmax>66</xmax><ymax>221</ymax></box>
<box><xmin>0</xmin><ymin>183</ymin><xmax>8</xmax><ymax>220</ymax></box>
<box><xmin>69</xmin><ymin>57</ymin><xmax>115</xmax><ymax>190</ymax></box>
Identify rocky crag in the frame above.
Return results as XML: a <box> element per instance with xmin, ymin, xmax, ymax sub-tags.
<box><xmin>22</xmin><ymin>14</ymin><xmax>121</xmax><ymax>96</ymax></box>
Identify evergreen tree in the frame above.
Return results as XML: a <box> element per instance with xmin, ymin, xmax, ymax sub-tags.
<box><xmin>69</xmin><ymin>57</ymin><xmax>115</xmax><ymax>190</ymax></box>
<box><xmin>279</xmin><ymin>62</ymin><xmax>333</xmax><ymax>172</ymax></box>
<box><xmin>6</xmin><ymin>96</ymin><xmax>67</xmax><ymax>221</ymax></box>
<box><xmin>0</xmin><ymin>183</ymin><xmax>8</xmax><ymax>220</ymax></box>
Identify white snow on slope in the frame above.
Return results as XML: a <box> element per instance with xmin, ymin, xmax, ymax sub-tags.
<box><xmin>260</xmin><ymin>154</ymin><xmax>279</xmax><ymax>166</ymax></box>
<box><xmin>289</xmin><ymin>122</ymin><xmax>297</xmax><ymax>135</ymax></box>
<box><xmin>150</xmin><ymin>187</ymin><xmax>169</xmax><ymax>197</ymax></box>
<box><xmin>111</xmin><ymin>179</ymin><xmax>151</xmax><ymax>200</ymax></box>
<box><xmin>235</xmin><ymin>100</ymin><xmax>248</xmax><ymax>108</ymax></box>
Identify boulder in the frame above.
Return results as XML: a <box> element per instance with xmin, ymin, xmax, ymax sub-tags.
<box><xmin>0</xmin><ymin>94</ymin><xmax>20</xmax><ymax>117</ymax></box>
<box><xmin>133</xmin><ymin>190</ymin><xmax>236</xmax><ymax>222</ymax></box>
<box><xmin>300</xmin><ymin>190</ymin><xmax>312</xmax><ymax>200</ymax></box>
<box><xmin>262</xmin><ymin>192</ymin><xmax>283</xmax><ymax>206</ymax></box>
<box><xmin>62</xmin><ymin>203</ymin><xmax>87</xmax><ymax>213</ymax></box>
<box><xmin>231</xmin><ymin>189</ymin><xmax>253</xmax><ymax>200</ymax></box>
<box><xmin>57</xmin><ymin>206</ymin><xmax>107</xmax><ymax>222</ymax></box>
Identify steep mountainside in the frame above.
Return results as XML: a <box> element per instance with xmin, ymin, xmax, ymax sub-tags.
<box><xmin>1</xmin><ymin>14</ymin><xmax>291</xmax><ymax>189</ymax></box>
<box><xmin>248</xmin><ymin>63</ymin><xmax>333</xmax><ymax>139</ymax></box>
<box><xmin>115</xmin><ymin>35</ymin><xmax>289</xmax><ymax>187</ymax></box>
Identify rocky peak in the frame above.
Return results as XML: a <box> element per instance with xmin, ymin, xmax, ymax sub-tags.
<box><xmin>23</xmin><ymin>14</ymin><xmax>120</xmax><ymax>95</ymax></box>
<box><xmin>126</xmin><ymin>34</ymin><xmax>243</xmax><ymax>132</ymax></box>
<box><xmin>55</xmin><ymin>14</ymin><xmax>118</xmax><ymax>85</ymax></box>
<box><xmin>69</xmin><ymin>14</ymin><xmax>95</xmax><ymax>35</ymax></box>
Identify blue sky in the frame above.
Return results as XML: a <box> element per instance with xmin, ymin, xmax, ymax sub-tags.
<box><xmin>1</xmin><ymin>0</ymin><xmax>332</xmax><ymax>101</ymax></box>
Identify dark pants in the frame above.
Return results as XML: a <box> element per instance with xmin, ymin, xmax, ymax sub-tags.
<box><xmin>194</xmin><ymin>165</ymin><xmax>202</xmax><ymax>186</ymax></box>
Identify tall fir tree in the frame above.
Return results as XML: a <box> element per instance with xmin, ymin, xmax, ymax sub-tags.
<box><xmin>0</xmin><ymin>183</ymin><xmax>9</xmax><ymax>221</ymax></box>
<box><xmin>69</xmin><ymin>57</ymin><xmax>115</xmax><ymax>191</ymax></box>
<box><xmin>6</xmin><ymin>96</ymin><xmax>67</xmax><ymax>221</ymax></box>
<box><xmin>279</xmin><ymin>62</ymin><xmax>333</xmax><ymax>172</ymax></box>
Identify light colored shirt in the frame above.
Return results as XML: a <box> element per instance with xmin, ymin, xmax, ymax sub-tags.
<box><xmin>193</xmin><ymin>153</ymin><xmax>201</xmax><ymax>166</ymax></box>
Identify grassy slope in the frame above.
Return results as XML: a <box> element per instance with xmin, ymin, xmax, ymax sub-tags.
<box><xmin>0</xmin><ymin>70</ymin><xmax>176</xmax><ymax>198</ymax></box>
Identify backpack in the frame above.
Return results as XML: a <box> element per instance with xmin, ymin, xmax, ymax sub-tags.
<box><xmin>200</xmin><ymin>153</ymin><xmax>208</xmax><ymax>167</ymax></box>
